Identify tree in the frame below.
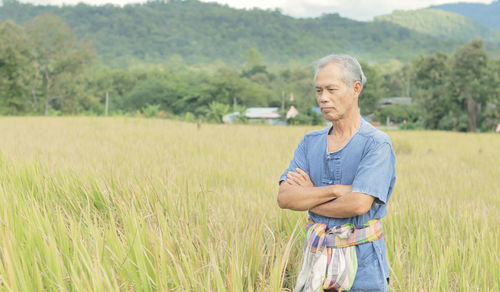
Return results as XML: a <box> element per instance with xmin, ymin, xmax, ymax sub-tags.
<box><xmin>359</xmin><ymin>61</ymin><xmax>384</xmax><ymax>115</ymax></box>
<box><xmin>203</xmin><ymin>67</ymin><xmax>248</xmax><ymax>106</ymax></box>
<box><xmin>0</xmin><ymin>21</ymin><xmax>32</xmax><ymax>114</ymax></box>
<box><xmin>479</xmin><ymin>59</ymin><xmax>500</xmax><ymax>131</ymax></box>
<box><xmin>411</xmin><ymin>52</ymin><xmax>451</xmax><ymax>129</ymax></box>
<box><xmin>204</xmin><ymin>101</ymin><xmax>231</xmax><ymax>123</ymax></box>
<box><xmin>25</xmin><ymin>14</ymin><xmax>96</xmax><ymax>115</ymax></box>
<box><xmin>375</xmin><ymin>104</ymin><xmax>421</xmax><ymax>125</ymax></box>
<box><xmin>450</xmin><ymin>39</ymin><xmax>489</xmax><ymax>132</ymax></box>
<box><xmin>85</xmin><ymin>66</ymin><xmax>140</xmax><ymax>114</ymax></box>
<box><xmin>244</xmin><ymin>48</ymin><xmax>264</xmax><ymax>68</ymax></box>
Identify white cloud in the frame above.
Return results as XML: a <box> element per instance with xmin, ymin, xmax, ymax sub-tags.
<box><xmin>13</xmin><ymin>0</ymin><xmax>495</xmax><ymax>20</ymax></box>
<box><xmin>279</xmin><ymin>0</ymin><xmax>494</xmax><ymax>20</ymax></box>
<box><xmin>16</xmin><ymin>0</ymin><xmax>146</xmax><ymax>5</ymax></box>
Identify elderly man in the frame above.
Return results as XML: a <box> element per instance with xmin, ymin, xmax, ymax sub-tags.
<box><xmin>278</xmin><ymin>54</ymin><xmax>396</xmax><ymax>291</ymax></box>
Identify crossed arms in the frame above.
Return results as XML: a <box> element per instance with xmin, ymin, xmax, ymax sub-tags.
<box><xmin>277</xmin><ymin>168</ymin><xmax>375</xmax><ymax>218</ymax></box>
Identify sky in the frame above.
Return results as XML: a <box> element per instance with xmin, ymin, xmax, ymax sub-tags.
<box><xmin>13</xmin><ymin>0</ymin><xmax>495</xmax><ymax>20</ymax></box>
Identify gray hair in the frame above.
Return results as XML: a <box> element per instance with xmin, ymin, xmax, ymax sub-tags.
<box><xmin>314</xmin><ymin>54</ymin><xmax>367</xmax><ymax>88</ymax></box>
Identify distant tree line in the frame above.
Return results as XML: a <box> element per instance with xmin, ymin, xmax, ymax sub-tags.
<box><xmin>1</xmin><ymin>0</ymin><xmax>492</xmax><ymax>66</ymax></box>
<box><xmin>382</xmin><ymin>39</ymin><xmax>500</xmax><ymax>132</ymax></box>
<box><xmin>0</xmin><ymin>15</ymin><xmax>499</xmax><ymax>131</ymax></box>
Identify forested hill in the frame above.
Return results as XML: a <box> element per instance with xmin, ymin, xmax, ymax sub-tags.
<box><xmin>374</xmin><ymin>9</ymin><xmax>500</xmax><ymax>43</ymax></box>
<box><xmin>0</xmin><ymin>0</ymin><xmax>496</xmax><ymax>66</ymax></box>
<box><xmin>431</xmin><ymin>0</ymin><xmax>500</xmax><ymax>30</ymax></box>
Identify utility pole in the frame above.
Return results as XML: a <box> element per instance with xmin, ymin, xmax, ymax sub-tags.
<box><xmin>105</xmin><ymin>91</ymin><xmax>109</xmax><ymax>116</ymax></box>
<box><xmin>281</xmin><ymin>89</ymin><xmax>285</xmax><ymax>111</ymax></box>
<box><xmin>233</xmin><ymin>96</ymin><xmax>237</xmax><ymax>112</ymax></box>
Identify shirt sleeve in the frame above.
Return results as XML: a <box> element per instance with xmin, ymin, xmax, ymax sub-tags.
<box><xmin>351</xmin><ymin>142</ymin><xmax>396</xmax><ymax>205</ymax></box>
<box><xmin>279</xmin><ymin>136</ymin><xmax>308</xmax><ymax>185</ymax></box>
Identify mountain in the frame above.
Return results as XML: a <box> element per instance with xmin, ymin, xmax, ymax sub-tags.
<box><xmin>430</xmin><ymin>0</ymin><xmax>500</xmax><ymax>30</ymax></box>
<box><xmin>374</xmin><ymin>8</ymin><xmax>500</xmax><ymax>43</ymax></box>
<box><xmin>0</xmin><ymin>0</ymin><xmax>497</xmax><ymax>66</ymax></box>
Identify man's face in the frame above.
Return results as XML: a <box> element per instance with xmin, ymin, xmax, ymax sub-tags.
<box><xmin>314</xmin><ymin>63</ymin><xmax>361</xmax><ymax>122</ymax></box>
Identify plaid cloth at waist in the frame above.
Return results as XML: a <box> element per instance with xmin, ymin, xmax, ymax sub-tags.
<box><xmin>305</xmin><ymin>218</ymin><xmax>383</xmax><ymax>249</ymax></box>
<box><xmin>295</xmin><ymin>218</ymin><xmax>383</xmax><ymax>292</ymax></box>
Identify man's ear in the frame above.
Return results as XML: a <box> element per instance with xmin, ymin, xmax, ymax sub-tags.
<box><xmin>353</xmin><ymin>81</ymin><xmax>362</xmax><ymax>96</ymax></box>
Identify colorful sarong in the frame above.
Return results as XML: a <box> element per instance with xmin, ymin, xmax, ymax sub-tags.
<box><xmin>295</xmin><ymin>218</ymin><xmax>382</xmax><ymax>292</ymax></box>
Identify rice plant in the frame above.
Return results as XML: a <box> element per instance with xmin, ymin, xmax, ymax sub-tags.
<box><xmin>0</xmin><ymin>117</ymin><xmax>498</xmax><ymax>291</ymax></box>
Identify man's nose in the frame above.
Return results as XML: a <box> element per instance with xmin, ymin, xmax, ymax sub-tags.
<box><xmin>318</xmin><ymin>91</ymin><xmax>329</xmax><ymax>102</ymax></box>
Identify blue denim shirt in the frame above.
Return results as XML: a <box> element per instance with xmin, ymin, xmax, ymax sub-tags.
<box><xmin>280</xmin><ymin>119</ymin><xmax>396</xmax><ymax>290</ymax></box>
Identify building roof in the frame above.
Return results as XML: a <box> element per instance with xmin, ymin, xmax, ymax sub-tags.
<box><xmin>379</xmin><ymin>97</ymin><xmax>412</xmax><ymax>105</ymax></box>
<box><xmin>245</xmin><ymin>107</ymin><xmax>281</xmax><ymax>119</ymax></box>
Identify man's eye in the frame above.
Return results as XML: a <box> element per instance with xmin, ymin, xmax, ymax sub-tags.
<box><xmin>327</xmin><ymin>88</ymin><xmax>336</xmax><ymax>92</ymax></box>
<box><xmin>316</xmin><ymin>89</ymin><xmax>322</xmax><ymax>93</ymax></box>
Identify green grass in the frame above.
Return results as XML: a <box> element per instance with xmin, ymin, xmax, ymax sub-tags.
<box><xmin>0</xmin><ymin>117</ymin><xmax>498</xmax><ymax>291</ymax></box>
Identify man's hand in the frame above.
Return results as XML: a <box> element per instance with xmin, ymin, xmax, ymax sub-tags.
<box><xmin>277</xmin><ymin>168</ymin><xmax>351</xmax><ymax>211</ymax></box>
<box><xmin>309</xmin><ymin>191</ymin><xmax>375</xmax><ymax>218</ymax></box>
<box><xmin>309</xmin><ymin>185</ymin><xmax>351</xmax><ymax>212</ymax></box>
<box><xmin>286</xmin><ymin>168</ymin><xmax>314</xmax><ymax>187</ymax></box>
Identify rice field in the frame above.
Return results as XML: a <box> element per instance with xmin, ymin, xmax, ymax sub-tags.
<box><xmin>0</xmin><ymin>117</ymin><xmax>498</xmax><ymax>291</ymax></box>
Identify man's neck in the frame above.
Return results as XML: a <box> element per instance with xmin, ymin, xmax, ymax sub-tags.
<box><xmin>330</xmin><ymin>109</ymin><xmax>361</xmax><ymax>138</ymax></box>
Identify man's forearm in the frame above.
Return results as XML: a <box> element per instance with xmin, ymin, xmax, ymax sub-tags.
<box><xmin>309</xmin><ymin>192</ymin><xmax>375</xmax><ymax>218</ymax></box>
<box><xmin>277</xmin><ymin>182</ymin><xmax>348</xmax><ymax>211</ymax></box>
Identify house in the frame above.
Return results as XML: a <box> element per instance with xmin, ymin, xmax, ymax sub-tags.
<box><xmin>378</xmin><ymin>97</ymin><xmax>412</xmax><ymax>107</ymax></box>
<box><xmin>245</xmin><ymin>107</ymin><xmax>281</xmax><ymax>121</ymax></box>
<box><xmin>223</xmin><ymin>107</ymin><xmax>282</xmax><ymax>124</ymax></box>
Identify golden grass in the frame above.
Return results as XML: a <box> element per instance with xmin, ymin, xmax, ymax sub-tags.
<box><xmin>0</xmin><ymin>117</ymin><xmax>498</xmax><ymax>291</ymax></box>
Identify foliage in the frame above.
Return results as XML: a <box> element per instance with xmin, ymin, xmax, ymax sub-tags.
<box><xmin>0</xmin><ymin>21</ymin><xmax>32</xmax><ymax>114</ymax></box>
<box><xmin>431</xmin><ymin>0</ymin><xmax>500</xmax><ymax>30</ymax></box>
<box><xmin>25</xmin><ymin>14</ymin><xmax>96</xmax><ymax>115</ymax></box>
<box><xmin>141</xmin><ymin>104</ymin><xmax>161</xmax><ymax>118</ymax></box>
<box><xmin>375</xmin><ymin>9</ymin><xmax>499</xmax><ymax>42</ymax></box>
<box><xmin>375</xmin><ymin>104</ymin><xmax>422</xmax><ymax>125</ymax></box>
<box><xmin>479</xmin><ymin>59</ymin><xmax>500</xmax><ymax>131</ymax></box>
<box><xmin>398</xmin><ymin>120</ymin><xmax>425</xmax><ymax>130</ymax></box>
<box><xmin>358</xmin><ymin>60</ymin><xmax>384</xmax><ymax>115</ymax></box>
<box><xmin>408</xmin><ymin>39</ymin><xmax>499</xmax><ymax>132</ymax></box>
<box><xmin>204</xmin><ymin>101</ymin><xmax>231</xmax><ymax>123</ymax></box>
<box><xmin>449</xmin><ymin>39</ymin><xmax>490</xmax><ymax>132</ymax></box>
<box><xmin>0</xmin><ymin>11</ymin><xmax>498</xmax><ymax>132</ymax></box>
<box><xmin>0</xmin><ymin>0</ymin><xmax>492</xmax><ymax>66</ymax></box>
<box><xmin>411</xmin><ymin>52</ymin><xmax>451</xmax><ymax>130</ymax></box>
<box><xmin>233</xmin><ymin>105</ymin><xmax>248</xmax><ymax>124</ymax></box>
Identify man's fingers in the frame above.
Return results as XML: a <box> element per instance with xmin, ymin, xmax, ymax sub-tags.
<box><xmin>287</xmin><ymin>170</ymin><xmax>315</xmax><ymax>187</ymax></box>
<box><xmin>287</xmin><ymin>176</ymin><xmax>300</xmax><ymax>183</ymax></box>
<box><xmin>286</xmin><ymin>177</ymin><xmax>299</xmax><ymax>185</ymax></box>
<box><xmin>287</xmin><ymin>172</ymin><xmax>304</xmax><ymax>182</ymax></box>
<box><xmin>295</xmin><ymin>168</ymin><xmax>314</xmax><ymax>187</ymax></box>
<box><xmin>296</xmin><ymin>168</ymin><xmax>310</xmax><ymax>179</ymax></box>
<box><xmin>287</xmin><ymin>172</ymin><xmax>309</xmax><ymax>186</ymax></box>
